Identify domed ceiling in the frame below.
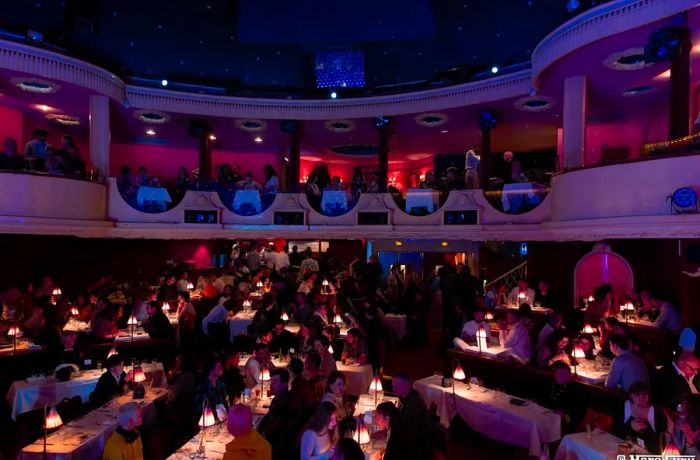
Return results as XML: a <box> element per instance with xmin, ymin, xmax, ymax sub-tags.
<box><xmin>0</xmin><ymin>0</ymin><xmax>606</xmax><ymax>97</ymax></box>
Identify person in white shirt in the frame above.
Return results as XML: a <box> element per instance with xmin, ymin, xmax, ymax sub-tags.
<box><xmin>269</xmin><ymin>248</ymin><xmax>290</xmax><ymax>272</ymax></box>
<box><xmin>464</xmin><ymin>146</ymin><xmax>481</xmax><ymax>189</ymax></box>
<box><xmin>507</xmin><ymin>279</ymin><xmax>535</xmax><ymax>306</ymax></box>
<box><xmin>202</xmin><ymin>298</ymin><xmax>235</xmax><ymax>336</ymax></box>
<box><xmin>537</xmin><ymin>311</ymin><xmax>563</xmax><ymax>350</ymax></box>
<box><xmin>498</xmin><ymin>310</ymin><xmax>532</xmax><ymax>365</ymax></box>
<box><xmin>176</xmin><ymin>272</ymin><xmax>190</xmax><ymax>293</ymax></box>
<box><xmin>244</xmin><ymin>343</ymin><xmax>275</xmax><ymax>388</ymax></box>
<box><xmin>460</xmin><ymin>308</ymin><xmax>491</xmax><ymax>340</ymax></box>
<box><xmin>298</xmin><ymin>272</ymin><xmax>316</xmax><ymax>295</ymax></box>
<box><xmin>300</xmin><ymin>249</ymin><xmax>319</xmax><ymax>274</ymax></box>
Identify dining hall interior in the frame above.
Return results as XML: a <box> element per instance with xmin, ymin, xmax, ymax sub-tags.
<box><xmin>2</xmin><ymin>1</ymin><xmax>700</xmax><ymax>459</ymax></box>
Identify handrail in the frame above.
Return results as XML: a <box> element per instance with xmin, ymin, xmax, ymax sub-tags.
<box><xmin>484</xmin><ymin>261</ymin><xmax>527</xmax><ymax>292</ymax></box>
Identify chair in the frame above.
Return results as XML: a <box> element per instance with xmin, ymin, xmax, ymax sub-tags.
<box><xmin>56</xmin><ymin>396</ymin><xmax>84</xmax><ymax>424</ymax></box>
<box><xmin>577</xmin><ymin>408</ymin><xmax>613</xmax><ymax>433</ymax></box>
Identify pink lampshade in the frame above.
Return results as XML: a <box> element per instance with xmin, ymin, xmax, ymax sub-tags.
<box><xmin>280</xmin><ymin>311</ymin><xmax>289</xmax><ymax>321</ymax></box>
<box><xmin>663</xmin><ymin>441</ymin><xmax>680</xmax><ymax>456</ymax></box>
<box><xmin>132</xmin><ymin>366</ymin><xmax>146</xmax><ymax>383</ymax></box>
<box><xmin>485</xmin><ymin>312</ymin><xmax>494</xmax><ymax>321</ymax></box>
<box><xmin>186</xmin><ymin>282</ymin><xmax>194</xmax><ymax>290</ymax></box>
<box><xmin>243</xmin><ymin>299</ymin><xmax>252</xmax><ymax>309</ymax></box>
<box><xmin>587</xmin><ymin>295</ymin><xmax>594</xmax><ymax>302</ymax></box>
<box><xmin>369</xmin><ymin>376</ymin><xmax>383</xmax><ymax>393</ymax></box>
<box><xmin>52</xmin><ymin>288</ymin><xmax>62</xmax><ymax>296</ymax></box>
<box><xmin>256</xmin><ymin>281</ymin><xmax>263</xmax><ymax>288</ymax></box>
<box><xmin>107</xmin><ymin>346</ymin><xmax>118</xmax><ymax>358</ymax></box>
<box><xmin>355</xmin><ymin>423</ymin><xmax>370</xmax><ymax>445</ymax></box>
<box><xmin>127</xmin><ymin>315</ymin><xmax>138</xmax><ymax>326</ymax></box>
<box><xmin>582</xmin><ymin>324</ymin><xmax>595</xmax><ymax>334</ymax></box>
<box><xmin>45</xmin><ymin>406</ymin><xmax>63</xmax><ymax>430</ymax></box>
<box><xmin>7</xmin><ymin>325</ymin><xmax>20</xmax><ymax>337</ymax></box>
<box><xmin>198</xmin><ymin>406</ymin><xmax>216</xmax><ymax>428</ymax></box>
<box><xmin>476</xmin><ymin>327</ymin><xmax>487</xmax><ymax>339</ymax></box>
<box><xmin>573</xmin><ymin>346</ymin><xmax>586</xmax><ymax>359</ymax></box>
<box><xmin>70</xmin><ymin>306</ymin><xmax>79</xmax><ymax>316</ymax></box>
<box><xmin>333</xmin><ymin>313</ymin><xmax>343</xmax><ymax>324</ymax></box>
<box><xmin>453</xmin><ymin>364</ymin><xmax>466</xmax><ymax>381</ymax></box>
<box><xmin>624</xmin><ymin>301</ymin><xmax>635</xmax><ymax>311</ymax></box>
<box><xmin>161</xmin><ymin>302</ymin><xmax>170</xmax><ymax>313</ymax></box>
<box><xmin>259</xmin><ymin>368</ymin><xmax>271</xmax><ymax>382</ymax></box>
<box><xmin>328</xmin><ymin>345</ymin><xmax>334</xmax><ymax>354</ymax></box>
<box><xmin>322</xmin><ymin>279</ymin><xmax>329</xmax><ymax>286</ymax></box>
<box><xmin>518</xmin><ymin>292</ymin><xmax>525</xmax><ymax>300</ymax></box>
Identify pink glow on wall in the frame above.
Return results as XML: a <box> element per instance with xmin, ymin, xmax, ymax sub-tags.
<box><xmin>0</xmin><ymin>105</ymin><xmax>24</xmax><ymax>145</ymax></box>
<box><xmin>192</xmin><ymin>244</ymin><xmax>212</xmax><ymax>269</ymax></box>
<box><xmin>574</xmin><ymin>251</ymin><xmax>633</xmax><ymax>302</ymax></box>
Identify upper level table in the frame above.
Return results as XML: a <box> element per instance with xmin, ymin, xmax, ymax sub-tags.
<box><xmin>321</xmin><ymin>190</ymin><xmax>348</xmax><ymax>213</ymax></box>
<box><xmin>136</xmin><ymin>186</ymin><xmax>172</xmax><ymax>209</ymax></box>
<box><xmin>405</xmin><ymin>188</ymin><xmax>440</xmax><ymax>213</ymax></box>
<box><xmin>233</xmin><ymin>190</ymin><xmax>262</xmax><ymax>213</ymax></box>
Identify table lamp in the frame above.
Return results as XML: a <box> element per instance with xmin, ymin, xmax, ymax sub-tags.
<box><xmin>322</xmin><ymin>279</ymin><xmax>330</xmax><ymax>294</ymax></box>
<box><xmin>52</xmin><ymin>287</ymin><xmax>62</xmax><ymax>297</ymax></box>
<box><xmin>161</xmin><ymin>301</ymin><xmax>170</xmax><ymax>313</ymax></box>
<box><xmin>280</xmin><ymin>310</ymin><xmax>289</xmax><ymax>322</ymax></box>
<box><xmin>7</xmin><ymin>324</ymin><xmax>20</xmax><ymax>354</ymax></box>
<box><xmin>259</xmin><ymin>367</ymin><xmax>271</xmax><ymax>397</ymax></box>
<box><xmin>132</xmin><ymin>365</ymin><xmax>147</xmax><ymax>399</ymax></box>
<box><xmin>452</xmin><ymin>359</ymin><xmax>466</xmax><ymax>396</ymax></box>
<box><xmin>517</xmin><ymin>292</ymin><xmax>526</xmax><ymax>305</ymax></box>
<box><xmin>186</xmin><ymin>282</ymin><xmax>194</xmax><ymax>290</ymax></box>
<box><xmin>43</xmin><ymin>404</ymin><xmax>63</xmax><ymax>459</ymax></box>
<box><xmin>582</xmin><ymin>324</ymin><xmax>595</xmax><ymax>334</ymax></box>
<box><xmin>256</xmin><ymin>281</ymin><xmax>263</xmax><ymax>290</ymax></box>
<box><xmin>663</xmin><ymin>441</ymin><xmax>680</xmax><ymax>456</ymax></box>
<box><xmin>333</xmin><ymin>312</ymin><xmax>343</xmax><ymax>325</ymax></box>
<box><xmin>107</xmin><ymin>345</ymin><xmax>118</xmax><ymax>359</ymax></box>
<box><xmin>485</xmin><ymin>311</ymin><xmax>494</xmax><ymax>321</ymax></box>
<box><xmin>197</xmin><ymin>401</ymin><xmax>216</xmax><ymax>457</ymax></box>
<box><xmin>127</xmin><ymin>314</ymin><xmax>138</xmax><ymax>341</ymax></box>
<box><xmin>328</xmin><ymin>344</ymin><xmax>334</xmax><ymax>355</ymax></box>
<box><xmin>69</xmin><ymin>306</ymin><xmax>79</xmax><ymax>317</ymax></box>
<box><xmin>587</xmin><ymin>295</ymin><xmax>594</xmax><ymax>303</ymax></box>
<box><xmin>368</xmin><ymin>375</ymin><xmax>383</xmax><ymax>407</ymax></box>
<box><xmin>572</xmin><ymin>344</ymin><xmax>586</xmax><ymax>375</ymax></box>
<box><xmin>354</xmin><ymin>418</ymin><xmax>370</xmax><ymax>446</ymax></box>
<box><xmin>476</xmin><ymin>326</ymin><xmax>488</xmax><ymax>353</ymax></box>
<box><xmin>243</xmin><ymin>299</ymin><xmax>252</xmax><ymax>312</ymax></box>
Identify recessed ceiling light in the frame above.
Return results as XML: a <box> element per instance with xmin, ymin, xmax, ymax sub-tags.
<box><xmin>46</xmin><ymin>114</ymin><xmax>80</xmax><ymax>126</ymax></box>
<box><xmin>35</xmin><ymin>104</ymin><xmax>53</xmax><ymax>112</ymax></box>
<box><xmin>134</xmin><ymin>110</ymin><xmax>170</xmax><ymax>124</ymax></box>
<box><xmin>12</xmin><ymin>77</ymin><xmax>60</xmax><ymax>94</ymax></box>
<box><xmin>254</xmin><ymin>136</ymin><xmax>263</xmax><ymax>143</ymax></box>
<box><xmin>145</xmin><ymin>129</ymin><xmax>156</xmax><ymax>136</ymax></box>
<box><xmin>441</xmin><ymin>130</ymin><xmax>448</xmax><ymax>133</ymax></box>
<box><xmin>209</xmin><ymin>134</ymin><xmax>217</xmax><ymax>140</ymax></box>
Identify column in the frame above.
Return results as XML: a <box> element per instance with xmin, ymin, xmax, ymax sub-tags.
<box><xmin>562</xmin><ymin>75</ymin><xmax>587</xmax><ymax>169</ymax></box>
<box><xmin>377</xmin><ymin>122</ymin><xmax>390</xmax><ymax>193</ymax></box>
<box><xmin>198</xmin><ymin>132</ymin><xmax>212</xmax><ymax>183</ymax></box>
<box><xmin>282</xmin><ymin>120</ymin><xmax>301</xmax><ymax>192</ymax></box>
<box><xmin>669</xmin><ymin>27</ymin><xmax>691</xmax><ymax>139</ymax></box>
<box><xmin>89</xmin><ymin>95</ymin><xmax>110</xmax><ymax>178</ymax></box>
<box><xmin>479</xmin><ymin>127</ymin><xmax>492</xmax><ymax>187</ymax></box>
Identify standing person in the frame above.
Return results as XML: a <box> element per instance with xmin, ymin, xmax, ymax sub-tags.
<box><xmin>223</xmin><ymin>404</ymin><xmax>272</xmax><ymax>460</ymax></box>
<box><xmin>246</xmin><ymin>244</ymin><xmax>262</xmax><ymax>272</ymax></box>
<box><xmin>299</xmin><ymin>402</ymin><xmax>338</xmax><ymax>460</ymax></box>
<box><xmin>24</xmin><ymin>129</ymin><xmax>50</xmax><ymax>168</ymax></box>
<box><xmin>103</xmin><ymin>403</ymin><xmax>143</xmax><ymax>460</ymax></box>
<box><xmin>289</xmin><ymin>245</ymin><xmax>302</xmax><ymax>269</ymax></box>
<box><xmin>464</xmin><ymin>146</ymin><xmax>480</xmax><ymax>189</ymax></box>
<box><xmin>300</xmin><ymin>249</ymin><xmax>320</xmax><ymax>274</ymax></box>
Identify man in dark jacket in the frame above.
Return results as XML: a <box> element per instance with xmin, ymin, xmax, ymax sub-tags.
<box><xmin>142</xmin><ymin>301</ymin><xmax>171</xmax><ymax>339</ymax></box>
<box><xmin>545</xmin><ymin>362</ymin><xmax>585</xmax><ymax>434</ymax></box>
<box><xmin>392</xmin><ymin>373</ymin><xmax>432</xmax><ymax>458</ymax></box>
<box><xmin>257</xmin><ymin>368</ymin><xmax>299</xmax><ymax>460</ymax></box>
<box><xmin>657</xmin><ymin>351</ymin><xmax>700</xmax><ymax>408</ymax></box>
<box><xmin>89</xmin><ymin>354</ymin><xmax>131</xmax><ymax>407</ymax></box>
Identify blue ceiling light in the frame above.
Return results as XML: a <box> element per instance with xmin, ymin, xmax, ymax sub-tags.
<box><xmin>668</xmin><ymin>187</ymin><xmax>697</xmax><ymax>214</ymax></box>
<box><xmin>374</xmin><ymin>116</ymin><xmax>391</xmax><ymax>128</ymax></box>
<box><xmin>491</xmin><ymin>66</ymin><xmax>499</xmax><ymax>74</ymax></box>
<box><xmin>161</xmin><ymin>79</ymin><xmax>168</xmax><ymax>86</ymax></box>
<box><xmin>566</xmin><ymin>0</ymin><xmax>580</xmax><ymax>13</ymax></box>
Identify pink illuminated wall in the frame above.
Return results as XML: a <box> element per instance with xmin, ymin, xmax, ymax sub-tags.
<box><xmin>574</xmin><ymin>251</ymin><xmax>634</xmax><ymax>302</ymax></box>
<box><xmin>0</xmin><ymin>105</ymin><xmax>23</xmax><ymax>144</ymax></box>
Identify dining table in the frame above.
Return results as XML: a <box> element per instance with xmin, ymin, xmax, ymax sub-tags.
<box><xmin>229</xmin><ymin>310</ymin><xmax>257</xmax><ymax>341</ymax></box>
<box><xmin>555</xmin><ymin>431</ymin><xmax>649</xmax><ymax>460</ymax></box>
<box><xmin>414</xmin><ymin>375</ymin><xmax>561</xmax><ymax>457</ymax></box>
<box><xmin>18</xmin><ymin>387</ymin><xmax>167</xmax><ymax>460</ymax></box>
<box><xmin>6</xmin><ymin>362</ymin><xmax>165</xmax><ymax>420</ymax></box>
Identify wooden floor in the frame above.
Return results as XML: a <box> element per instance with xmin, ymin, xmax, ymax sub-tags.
<box><xmin>384</xmin><ymin>330</ymin><xmax>534</xmax><ymax>459</ymax></box>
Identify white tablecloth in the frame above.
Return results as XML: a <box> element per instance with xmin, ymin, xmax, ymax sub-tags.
<box><xmin>136</xmin><ymin>186</ymin><xmax>172</xmax><ymax>207</ymax></box>
<box><xmin>6</xmin><ymin>363</ymin><xmax>165</xmax><ymax>420</ymax></box>
<box><xmin>229</xmin><ymin>311</ymin><xmax>257</xmax><ymax>340</ymax></box>
<box><xmin>337</xmin><ymin>363</ymin><xmax>374</xmax><ymax>396</ymax></box>
<box><xmin>453</xmin><ymin>338</ymin><xmax>506</xmax><ymax>357</ymax></box>
<box><xmin>0</xmin><ymin>340</ymin><xmax>43</xmax><ymax>356</ymax></box>
<box><xmin>414</xmin><ymin>375</ymin><xmax>561</xmax><ymax>457</ymax></box>
<box><xmin>62</xmin><ymin>319</ymin><xmax>90</xmax><ymax>333</ymax></box>
<box><xmin>18</xmin><ymin>388</ymin><xmax>167</xmax><ymax>460</ymax></box>
<box><xmin>405</xmin><ymin>188</ymin><xmax>440</xmax><ymax>212</ymax></box>
<box><xmin>321</xmin><ymin>190</ymin><xmax>348</xmax><ymax>212</ymax></box>
<box><xmin>233</xmin><ymin>190</ymin><xmax>262</xmax><ymax>213</ymax></box>
<box><xmin>501</xmin><ymin>182</ymin><xmax>538</xmax><ymax>212</ymax></box>
<box><xmin>383</xmin><ymin>314</ymin><xmax>407</xmax><ymax>341</ymax></box>
<box><xmin>115</xmin><ymin>328</ymin><xmax>152</xmax><ymax>342</ymax></box>
<box><xmin>555</xmin><ymin>432</ymin><xmax>630</xmax><ymax>460</ymax></box>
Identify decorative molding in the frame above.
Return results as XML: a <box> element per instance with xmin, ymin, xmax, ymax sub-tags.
<box><xmin>124</xmin><ymin>72</ymin><xmax>531</xmax><ymax>120</ymax></box>
<box><xmin>532</xmin><ymin>0</ymin><xmax>698</xmax><ymax>86</ymax></box>
<box><xmin>0</xmin><ymin>39</ymin><xmax>125</xmax><ymax>102</ymax></box>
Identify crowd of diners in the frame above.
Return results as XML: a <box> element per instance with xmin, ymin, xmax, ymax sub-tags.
<box><xmin>0</xmin><ymin>243</ymin><xmax>698</xmax><ymax>459</ymax></box>
<box><xmin>0</xmin><ymin>131</ymin><xmax>86</xmax><ymax>178</ymax></box>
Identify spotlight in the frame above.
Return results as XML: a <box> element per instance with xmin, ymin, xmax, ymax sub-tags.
<box><xmin>491</xmin><ymin>66</ymin><xmax>499</xmax><ymax>74</ymax></box>
<box><xmin>667</xmin><ymin>187</ymin><xmax>697</xmax><ymax>214</ymax></box>
<box><xmin>145</xmin><ymin>129</ymin><xmax>156</xmax><ymax>136</ymax></box>
<box><xmin>254</xmin><ymin>136</ymin><xmax>263</xmax><ymax>143</ymax></box>
<box><xmin>330</xmin><ymin>91</ymin><xmax>337</xmax><ymax>99</ymax></box>
<box><xmin>209</xmin><ymin>134</ymin><xmax>217</xmax><ymax>140</ymax></box>
<box><xmin>161</xmin><ymin>79</ymin><xmax>168</xmax><ymax>87</ymax></box>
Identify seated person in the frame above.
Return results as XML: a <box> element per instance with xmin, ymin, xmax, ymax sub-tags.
<box><xmin>142</xmin><ymin>301</ymin><xmax>171</xmax><ymax>339</ymax></box>
<box><xmin>90</xmin><ymin>305</ymin><xmax>123</xmax><ymax>341</ymax></box>
<box><xmin>672</xmin><ymin>393</ymin><xmax>700</xmax><ymax>456</ymax></box>
<box><xmin>222</xmin><ymin>351</ymin><xmax>245</xmax><ymax>402</ymax></box>
<box><xmin>244</xmin><ymin>343</ymin><xmax>276</xmax><ymax>388</ymax></box>
<box><xmin>536</xmin><ymin>330</ymin><xmax>571</xmax><ymax>369</ymax></box>
<box><xmin>268</xmin><ymin>319</ymin><xmax>298</xmax><ymax>355</ymax></box>
<box><xmin>657</xmin><ymin>351</ymin><xmax>700</xmax><ymax>408</ymax></box>
<box><xmin>103</xmin><ymin>402</ymin><xmax>143</xmax><ymax>460</ymax></box>
<box><xmin>537</xmin><ymin>311</ymin><xmax>563</xmax><ymax>350</ymax></box>
<box><xmin>194</xmin><ymin>359</ymin><xmax>228</xmax><ymax>421</ymax></box>
<box><xmin>544</xmin><ymin>362</ymin><xmax>585</xmax><ymax>434</ymax></box>
<box><xmin>338</xmin><ymin>416</ymin><xmax>357</xmax><ymax>439</ymax></box>
<box><xmin>375</xmin><ymin>401</ymin><xmax>414</xmax><ymax>460</ymax></box>
<box><xmin>605</xmin><ymin>334</ymin><xmax>649</xmax><ymax>391</ymax></box>
<box><xmin>613</xmin><ymin>381</ymin><xmax>667</xmax><ymax>454</ymax></box>
<box><xmin>321</xmin><ymin>371</ymin><xmax>354</xmax><ymax>420</ymax></box>
<box><xmin>459</xmin><ymin>308</ymin><xmax>491</xmax><ymax>341</ymax></box>
<box><xmin>89</xmin><ymin>354</ymin><xmax>132</xmax><ymax>407</ymax></box>
<box><xmin>289</xmin><ymin>357</ymin><xmax>317</xmax><ymax>418</ymax></box>
<box><xmin>0</xmin><ymin>137</ymin><xmax>26</xmax><ymax>170</ymax></box>
<box><xmin>256</xmin><ymin>368</ymin><xmax>298</xmax><ymax>459</ymax></box>
<box><xmin>223</xmin><ymin>404</ymin><xmax>272</xmax><ymax>460</ymax></box>
<box><xmin>497</xmin><ymin>310</ymin><xmax>532</xmax><ymax>365</ymax></box>
<box><xmin>341</xmin><ymin>328</ymin><xmax>368</xmax><ymax>365</ymax></box>
<box><xmin>391</xmin><ymin>373</ymin><xmax>432</xmax><ymax>459</ymax></box>
<box><xmin>485</xmin><ymin>281</ymin><xmax>507</xmax><ymax>308</ymax></box>
<box><xmin>314</xmin><ymin>335</ymin><xmax>337</xmax><ymax>377</ymax></box>
<box><xmin>577</xmin><ymin>333</ymin><xmax>597</xmax><ymax>360</ymax></box>
<box><xmin>507</xmin><ymin>279</ymin><xmax>535</xmax><ymax>306</ymax></box>
<box><xmin>652</xmin><ymin>292</ymin><xmax>682</xmax><ymax>335</ymax></box>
